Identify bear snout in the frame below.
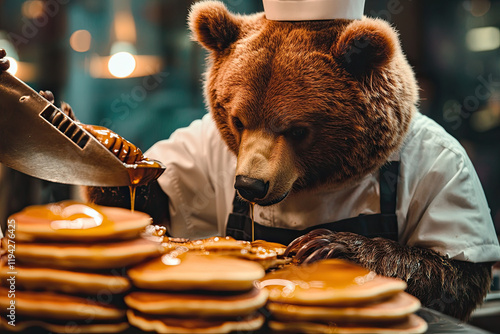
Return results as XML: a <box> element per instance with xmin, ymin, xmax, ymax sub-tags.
<box><xmin>235</xmin><ymin>130</ymin><xmax>298</xmax><ymax>205</ymax></box>
<box><xmin>234</xmin><ymin>175</ymin><xmax>269</xmax><ymax>202</ymax></box>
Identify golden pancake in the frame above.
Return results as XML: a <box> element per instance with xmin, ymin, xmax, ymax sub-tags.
<box><xmin>193</xmin><ymin>248</ymin><xmax>279</xmax><ymax>270</ymax></box>
<box><xmin>0</xmin><ymin>263</ymin><xmax>130</xmax><ymax>295</ymax></box>
<box><xmin>153</xmin><ymin>235</ymin><xmax>282</xmax><ymax>269</ymax></box>
<box><xmin>0</xmin><ymin>317</ymin><xmax>129</xmax><ymax>333</ymax></box>
<box><xmin>127</xmin><ymin>310</ymin><xmax>265</xmax><ymax>334</ymax></box>
<box><xmin>268</xmin><ymin>314</ymin><xmax>428</xmax><ymax>333</ymax></box>
<box><xmin>234</xmin><ymin>251</ymin><xmax>279</xmax><ymax>270</ymax></box>
<box><xmin>251</xmin><ymin>240</ymin><xmax>287</xmax><ymax>257</ymax></box>
<box><xmin>268</xmin><ymin>292</ymin><xmax>421</xmax><ymax>323</ymax></box>
<box><xmin>128</xmin><ymin>252</ymin><xmax>265</xmax><ymax>291</ymax></box>
<box><xmin>10</xmin><ymin>201</ymin><xmax>152</xmax><ymax>242</ymax></box>
<box><xmin>0</xmin><ymin>288</ymin><xmax>125</xmax><ymax>321</ymax></box>
<box><xmin>258</xmin><ymin>259</ymin><xmax>407</xmax><ymax>306</ymax></box>
<box><xmin>160</xmin><ymin>236</ymin><xmax>250</xmax><ymax>252</ymax></box>
<box><xmin>159</xmin><ymin>236</ymin><xmax>286</xmax><ymax>256</ymax></box>
<box><xmin>125</xmin><ymin>287</ymin><xmax>268</xmax><ymax>317</ymax></box>
<box><xmin>7</xmin><ymin>237</ymin><xmax>162</xmax><ymax>270</ymax></box>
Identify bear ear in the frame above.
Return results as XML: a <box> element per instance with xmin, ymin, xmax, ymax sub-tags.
<box><xmin>333</xmin><ymin>19</ymin><xmax>399</xmax><ymax>78</ymax></box>
<box><xmin>189</xmin><ymin>1</ymin><xmax>241</xmax><ymax>52</ymax></box>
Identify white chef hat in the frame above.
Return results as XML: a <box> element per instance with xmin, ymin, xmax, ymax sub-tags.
<box><xmin>263</xmin><ymin>0</ymin><xmax>365</xmax><ymax>21</ymax></box>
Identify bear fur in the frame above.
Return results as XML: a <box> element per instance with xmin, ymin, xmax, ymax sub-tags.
<box><xmin>191</xmin><ymin>3</ymin><xmax>417</xmax><ymax>205</ymax></box>
<box><xmin>87</xmin><ymin>1</ymin><xmax>493</xmax><ymax>321</ymax></box>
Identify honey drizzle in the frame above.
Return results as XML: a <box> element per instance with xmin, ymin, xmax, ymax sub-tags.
<box><xmin>129</xmin><ymin>185</ymin><xmax>137</xmax><ymax>212</ymax></box>
<box><xmin>250</xmin><ymin>202</ymin><xmax>255</xmax><ymax>242</ymax></box>
<box><xmin>81</xmin><ymin>124</ymin><xmax>164</xmax><ymax>213</ymax></box>
<box><xmin>126</xmin><ymin>160</ymin><xmax>164</xmax><ymax>213</ymax></box>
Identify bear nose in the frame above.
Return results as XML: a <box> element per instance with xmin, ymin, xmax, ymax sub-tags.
<box><xmin>234</xmin><ymin>175</ymin><xmax>269</xmax><ymax>202</ymax></box>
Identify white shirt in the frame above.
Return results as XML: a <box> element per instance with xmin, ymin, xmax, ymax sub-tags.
<box><xmin>146</xmin><ymin>112</ymin><xmax>500</xmax><ymax>263</ymax></box>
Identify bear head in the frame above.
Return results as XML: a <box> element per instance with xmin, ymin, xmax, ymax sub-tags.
<box><xmin>189</xmin><ymin>1</ymin><xmax>418</xmax><ymax>206</ymax></box>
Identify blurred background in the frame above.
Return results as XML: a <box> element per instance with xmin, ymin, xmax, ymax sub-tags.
<box><xmin>1</xmin><ymin>0</ymin><xmax>499</xmax><ymax>231</ymax></box>
<box><xmin>0</xmin><ymin>0</ymin><xmax>499</xmax><ymax>327</ymax></box>
<box><xmin>0</xmin><ymin>0</ymin><xmax>499</xmax><ymax>233</ymax></box>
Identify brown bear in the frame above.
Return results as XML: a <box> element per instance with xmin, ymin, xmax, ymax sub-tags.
<box><xmin>178</xmin><ymin>2</ymin><xmax>499</xmax><ymax>320</ymax></box>
<box><xmin>14</xmin><ymin>1</ymin><xmax>497</xmax><ymax>321</ymax></box>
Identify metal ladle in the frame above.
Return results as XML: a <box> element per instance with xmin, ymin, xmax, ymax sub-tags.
<box><xmin>0</xmin><ymin>64</ymin><xmax>165</xmax><ymax>187</ymax></box>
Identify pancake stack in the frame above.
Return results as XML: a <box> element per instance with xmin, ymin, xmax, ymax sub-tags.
<box><xmin>0</xmin><ymin>201</ymin><xmax>163</xmax><ymax>333</ymax></box>
<box><xmin>258</xmin><ymin>259</ymin><xmax>427</xmax><ymax>333</ymax></box>
<box><xmin>126</xmin><ymin>250</ymin><xmax>268</xmax><ymax>333</ymax></box>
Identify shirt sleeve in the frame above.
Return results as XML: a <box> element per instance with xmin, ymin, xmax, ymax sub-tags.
<box><xmin>398</xmin><ymin>117</ymin><xmax>500</xmax><ymax>263</ymax></box>
<box><xmin>145</xmin><ymin>114</ymin><xmax>235</xmax><ymax>239</ymax></box>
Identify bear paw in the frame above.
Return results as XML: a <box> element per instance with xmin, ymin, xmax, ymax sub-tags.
<box><xmin>285</xmin><ymin>229</ymin><xmax>364</xmax><ymax>265</ymax></box>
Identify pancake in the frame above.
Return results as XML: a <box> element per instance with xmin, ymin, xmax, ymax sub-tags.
<box><xmin>7</xmin><ymin>237</ymin><xmax>163</xmax><ymax>270</ymax></box>
<box><xmin>251</xmin><ymin>240</ymin><xmax>287</xmax><ymax>257</ymax></box>
<box><xmin>128</xmin><ymin>252</ymin><xmax>265</xmax><ymax>291</ymax></box>
<box><xmin>0</xmin><ymin>263</ymin><xmax>130</xmax><ymax>295</ymax></box>
<box><xmin>268</xmin><ymin>292</ymin><xmax>421</xmax><ymax>323</ymax></box>
<box><xmin>160</xmin><ymin>236</ymin><xmax>251</xmax><ymax>252</ymax></box>
<box><xmin>125</xmin><ymin>287</ymin><xmax>268</xmax><ymax>317</ymax></box>
<box><xmin>160</xmin><ymin>236</ymin><xmax>286</xmax><ymax>255</ymax></box>
<box><xmin>0</xmin><ymin>288</ymin><xmax>125</xmax><ymax>321</ymax></box>
<box><xmin>258</xmin><ymin>259</ymin><xmax>407</xmax><ymax>306</ymax></box>
<box><xmin>194</xmin><ymin>248</ymin><xmax>279</xmax><ymax>270</ymax></box>
<box><xmin>153</xmin><ymin>235</ymin><xmax>282</xmax><ymax>269</ymax></box>
<box><xmin>10</xmin><ymin>201</ymin><xmax>152</xmax><ymax>242</ymax></box>
<box><xmin>127</xmin><ymin>310</ymin><xmax>265</xmax><ymax>334</ymax></box>
<box><xmin>0</xmin><ymin>317</ymin><xmax>129</xmax><ymax>333</ymax></box>
<box><xmin>268</xmin><ymin>314</ymin><xmax>428</xmax><ymax>333</ymax></box>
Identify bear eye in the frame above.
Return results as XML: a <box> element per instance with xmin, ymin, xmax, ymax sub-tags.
<box><xmin>232</xmin><ymin>117</ymin><xmax>244</xmax><ymax>131</ymax></box>
<box><xmin>288</xmin><ymin>127</ymin><xmax>308</xmax><ymax>141</ymax></box>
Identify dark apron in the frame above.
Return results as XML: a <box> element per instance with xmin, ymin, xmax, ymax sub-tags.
<box><xmin>226</xmin><ymin>161</ymin><xmax>400</xmax><ymax>245</ymax></box>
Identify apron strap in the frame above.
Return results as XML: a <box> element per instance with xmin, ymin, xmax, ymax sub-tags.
<box><xmin>227</xmin><ymin>212</ymin><xmax>399</xmax><ymax>244</ymax></box>
<box><xmin>232</xmin><ymin>192</ymin><xmax>250</xmax><ymax>215</ymax></box>
<box><xmin>379</xmin><ymin>161</ymin><xmax>399</xmax><ymax>214</ymax></box>
<box><xmin>227</xmin><ymin>161</ymin><xmax>400</xmax><ymax>244</ymax></box>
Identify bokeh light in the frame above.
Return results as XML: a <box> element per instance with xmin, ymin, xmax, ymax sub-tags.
<box><xmin>466</xmin><ymin>26</ymin><xmax>500</xmax><ymax>52</ymax></box>
<box><xmin>70</xmin><ymin>30</ymin><xmax>92</xmax><ymax>53</ymax></box>
<box><xmin>21</xmin><ymin>0</ymin><xmax>44</xmax><ymax>19</ymax></box>
<box><xmin>6</xmin><ymin>57</ymin><xmax>18</xmax><ymax>76</ymax></box>
<box><xmin>466</xmin><ymin>0</ymin><xmax>491</xmax><ymax>17</ymax></box>
<box><xmin>108</xmin><ymin>52</ymin><xmax>136</xmax><ymax>78</ymax></box>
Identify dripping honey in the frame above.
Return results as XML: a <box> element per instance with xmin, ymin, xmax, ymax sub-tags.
<box><xmin>250</xmin><ymin>202</ymin><xmax>255</xmax><ymax>242</ymax></box>
<box><xmin>82</xmin><ymin>124</ymin><xmax>164</xmax><ymax>213</ymax></box>
<box><xmin>126</xmin><ymin>160</ymin><xmax>164</xmax><ymax>212</ymax></box>
<box><xmin>129</xmin><ymin>186</ymin><xmax>137</xmax><ymax>212</ymax></box>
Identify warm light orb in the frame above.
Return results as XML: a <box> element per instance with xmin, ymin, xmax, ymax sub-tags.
<box><xmin>21</xmin><ymin>0</ymin><xmax>44</xmax><ymax>19</ymax></box>
<box><xmin>108</xmin><ymin>52</ymin><xmax>136</xmax><ymax>78</ymax></box>
<box><xmin>70</xmin><ymin>30</ymin><xmax>92</xmax><ymax>53</ymax></box>
<box><xmin>466</xmin><ymin>26</ymin><xmax>500</xmax><ymax>52</ymax></box>
<box><xmin>6</xmin><ymin>57</ymin><xmax>18</xmax><ymax>76</ymax></box>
